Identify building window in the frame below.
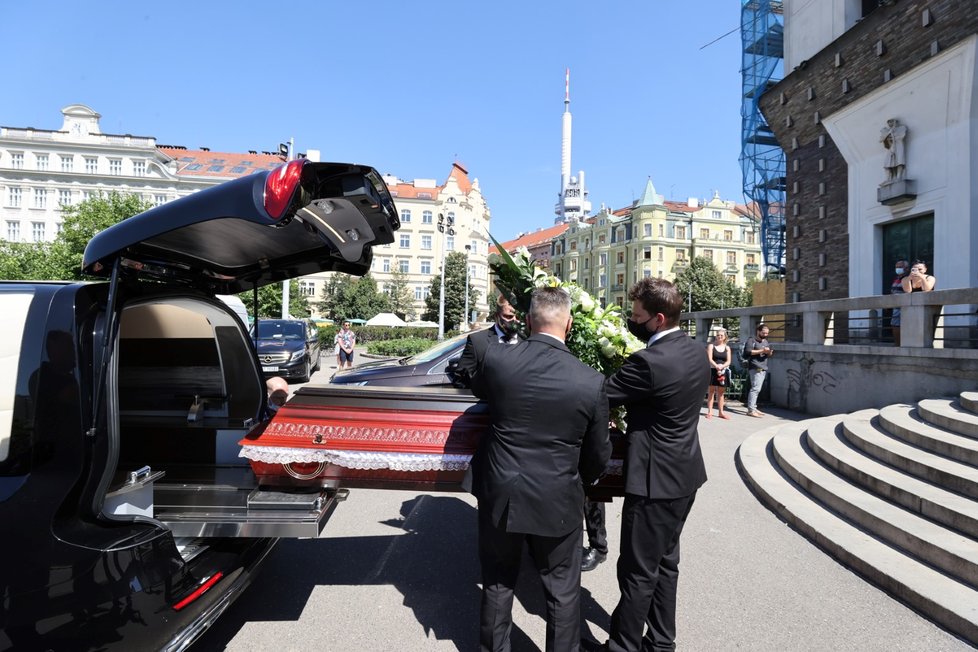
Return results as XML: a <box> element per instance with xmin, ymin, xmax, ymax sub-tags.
<box><xmin>746</xmin><ymin>232</ymin><xmax>756</xmax><ymax>244</ymax></box>
<box><xmin>598</xmin><ymin>234</ymin><xmax>606</xmax><ymax>244</ymax></box>
<box><xmin>109</xmin><ymin>159</ymin><xmax>122</xmax><ymax>175</ymax></box>
<box><xmin>58</xmin><ymin>189</ymin><xmax>72</xmax><ymax>207</ymax></box>
<box><xmin>399</xmin><ymin>259</ymin><xmax>409</xmax><ymax>274</ymax></box>
<box><xmin>470</xmin><ymin>240</ymin><xmax>479</xmax><ymax>254</ymax></box>
<box><xmin>676</xmin><ymin>250</ymin><xmax>687</xmax><ymax>262</ymax></box>
<box><xmin>299</xmin><ymin>281</ymin><xmax>316</xmax><ymax>297</ymax></box>
<box><xmin>726</xmin><ymin>251</ymin><xmax>737</xmax><ymax>265</ymax></box>
<box><xmin>644</xmin><ymin>223</ymin><xmax>652</xmax><ymax>237</ymax></box>
<box><xmin>36</xmin><ymin>154</ymin><xmax>49</xmax><ymax>171</ymax></box>
<box><xmin>599</xmin><ymin>274</ymin><xmax>607</xmax><ymax>288</ymax></box>
<box><xmin>422</xmin><ymin>286</ymin><xmax>430</xmax><ymax>299</ymax></box>
<box><xmin>599</xmin><ymin>253</ymin><xmax>607</xmax><ymax>266</ymax></box>
<box><xmin>617</xmin><ymin>252</ymin><xmax>625</xmax><ymax>264</ymax></box>
<box><xmin>726</xmin><ymin>274</ymin><xmax>737</xmax><ymax>283</ymax></box>
<box><xmin>700</xmin><ymin>228</ymin><xmax>709</xmax><ymax>239</ymax></box>
<box><xmin>421</xmin><ymin>235</ymin><xmax>432</xmax><ymax>250</ymax></box>
<box><xmin>584</xmin><ymin>259</ymin><xmax>589</xmax><ymax>270</ymax></box>
<box><xmin>570</xmin><ymin>260</ymin><xmax>577</xmax><ymax>272</ymax></box>
<box><xmin>703</xmin><ymin>249</ymin><xmax>713</xmax><ymax>261</ymax></box>
<box><xmin>399</xmin><ymin>234</ymin><xmax>410</xmax><ymax>248</ymax></box>
<box><xmin>616</xmin><ymin>273</ymin><xmax>625</xmax><ymax>286</ymax></box>
<box><xmin>55</xmin><ymin>222</ymin><xmax>62</xmax><ymax>235</ymax></box>
<box><xmin>712</xmin><ymin>210</ymin><xmax>721</xmax><ymax>219</ymax></box>
<box><xmin>747</xmin><ymin>253</ymin><xmax>756</xmax><ymax>264</ymax></box>
<box><xmin>676</xmin><ymin>226</ymin><xmax>686</xmax><ymax>239</ymax></box>
<box><xmin>422</xmin><ymin>211</ymin><xmax>433</xmax><ymax>224</ymax></box>
<box><xmin>643</xmin><ymin>246</ymin><xmax>652</xmax><ymax>260</ymax></box>
<box><xmin>82</xmin><ymin>190</ymin><xmax>94</xmax><ymax>202</ymax></box>
<box><xmin>658</xmin><ymin>224</ymin><xmax>664</xmax><ymax>237</ymax></box>
<box><xmin>133</xmin><ymin>160</ymin><xmax>146</xmax><ymax>176</ymax></box>
<box><xmin>382</xmin><ymin>258</ymin><xmax>390</xmax><ymax>272</ymax></box>
<box><xmin>8</xmin><ymin>187</ymin><xmax>23</xmax><ymax>207</ymax></box>
<box><xmin>658</xmin><ymin>247</ymin><xmax>664</xmax><ymax>261</ymax></box>
<box><xmin>723</xmin><ymin>230</ymin><xmax>733</xmax><ymax>241</ymax></box>
<box><xmin>414</xmin><ymin>286</ymin><xmax>423</xmax><ymax>300</ymax></box>
<box><xmin>33</xmin><ymin>188</ymin><xmax>46</xmax><ymax>209</ymax></box>
<box><xmin>154</xmin><ymin>194</ymin><xmax>167</xmax><ymax>206</ymax></box>
<box><xmin>446</xmin><ymin>235</ymin><xmax>455</xmax><ymax>251</ymax></box>
<box><xmin>421</xmin><ymin>260</ymin><xmax>431</xmax><ymax>275</ymax></box>
<box><xmin>85</xmin><ymin>157</ymin><xmax>97</xmax><ymax>173</ymax></box>
<box><xmin>570</xmin><ymin>241</ymin><xmax>577</xmax><ymax>251</ymax></box>
<box><xmin>61</xmin><ymin>155</ymin><xmax>74</xmax><ymax>172</ymax></box>
<box><xmin>6</xmin><ymin>221</ymin><xmax>20</xmax><ymax>240</ymax></box>
<box><xmin>10</xmin><ymin>153</ymin><xmax>24</xmax><ymax>169</ymax></box>
<box><xmin>401</xmin><ymin>209</ymin><xmax>411</xmax><ymax>223</ymax></box>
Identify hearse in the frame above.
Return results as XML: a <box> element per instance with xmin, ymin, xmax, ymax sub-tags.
<box><xmin>0</xmin><ymin>159</ymin><xmax>399</xmax><ymax>650</ymax></box>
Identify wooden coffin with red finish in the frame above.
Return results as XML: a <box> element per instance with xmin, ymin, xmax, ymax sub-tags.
<box><xmin>239</xmin><ymin>384</ymin><xmax>625</xmax><ymax>500</ymax></box>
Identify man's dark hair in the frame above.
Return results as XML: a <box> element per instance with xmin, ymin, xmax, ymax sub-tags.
<box><xmin>628</xmin><ymin>278</ymin><xmax>682</xmax><ymax>325</ymax></box>
<box><xmin>756</xmin><ymin>322</ymin><xmax>768</xmax><ymax>333</ymax></box>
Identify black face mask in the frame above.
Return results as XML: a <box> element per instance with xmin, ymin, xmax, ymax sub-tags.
<box><xmin>627</xmin><ymin>317</ymin><xmax>653</xmax><ymax>343</ymax></box>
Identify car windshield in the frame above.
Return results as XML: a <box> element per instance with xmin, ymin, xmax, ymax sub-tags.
<box><xmin>405</xmin><ymin>332</ymin><xmax>468</xmax><ymax>364</ymax></box>
<box><xmin>253</xmin><ymin>321</ymin><xmax>305</xmax><ymax>340</ymax></box>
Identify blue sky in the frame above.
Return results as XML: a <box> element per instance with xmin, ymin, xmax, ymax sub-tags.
<box><xmin>2</xmin><ymin>1</ymin><xmax>746</xmax><ymax>241</ymax></box>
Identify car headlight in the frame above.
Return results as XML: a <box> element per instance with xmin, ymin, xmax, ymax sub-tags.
<box><xmin>290</xmin><ymin>350</ymin><xmax>306</xmax><ymax>362</ymax></box>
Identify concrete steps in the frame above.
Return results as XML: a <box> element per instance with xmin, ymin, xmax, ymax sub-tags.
<box><xmin>737</xmin><ymin>391</ymin><xmax>978</xmax><ymax>644</ymax></box>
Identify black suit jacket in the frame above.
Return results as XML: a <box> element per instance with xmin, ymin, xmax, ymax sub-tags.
<box><xmin>454</xmin><ymin>326</ymin><xmax>519</xmax><ymax>388</ymax></box>
<box><xmin>462</xmin><ymin>334</ymin><xmax>611</xmax><ymax>537</ymax></box>
<box><xmin>605</xmin><ymin>329</ymin><xmax>710</xmax><ymax>499</ymax></box>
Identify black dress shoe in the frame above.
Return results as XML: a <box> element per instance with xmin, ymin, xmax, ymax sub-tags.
<box><xmin>581</xmin><ymin>547</ymin><xmax>607</xmax><ymax>572</ymax></box>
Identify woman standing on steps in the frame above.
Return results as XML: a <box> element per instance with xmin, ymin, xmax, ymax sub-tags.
<box><xmin>706</xmin><ymin>328</ymin><xmax>732</xmax><ymax>419</ymax></box>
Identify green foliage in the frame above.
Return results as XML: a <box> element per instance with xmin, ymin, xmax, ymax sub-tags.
<box><xmin>383</xmin><ymin>268</ymin><xmax>415</xmax><ymax>320</ymax></box>
<box><xmin>237</xmin><ymin>280</ymin><xmax>309</xmax><ymax>319</ymax></box>
<box><xmin>423</xmin><ymin>251</ymin><xmax>480</xmax><ymax>330</ymax></box>
<box><xmin>0</xmin><ymin>191</ymin><xmax>151</xmax><ymax>281</ymax></box>
<box><xmin>367</xmin><ymin>338</ymin><xmax>434</xmax><ymax>357</ymax></box>
<box><xmin>318</xmin><ymin>274</ymin><xmax>390</xmax><ymax>321</ymax></box>
<box><xmin>317</xmin><ymin>324</ymin><xmax>439</xmax><ymax>348</ymax></box>
<box><xmin>673</xmin><ymin>256</ymin><xmax>752</xmax><ymax>331</ymax></box>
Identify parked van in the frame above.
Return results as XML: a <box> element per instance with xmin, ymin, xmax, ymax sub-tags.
<box><xmin>0</xmin><ymin>159</ymin><xmax>399</xmax><ymax>651</ymax></box>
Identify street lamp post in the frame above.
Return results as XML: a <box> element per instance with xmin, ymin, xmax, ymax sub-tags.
<box><xmin>437</xmin><ymin>213</ymin><xmax>455</xmax><ymax>340</ymax></box>
<box><xmin>463</xmin><ymin>244</ymin><xmax>472</xmax><ymax>331</ymax></box>
<box><xmin>688</xmin><ymin>212</ymin><xmax>694</xmax><ymax>313</ymax></box>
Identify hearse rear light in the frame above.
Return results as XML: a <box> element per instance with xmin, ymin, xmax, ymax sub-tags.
<box><xmin>264</xmin><ymin>159</ymin><xmax>307</xmax><ymax>220</ymax></box>
<box><xmin>172</xmin><ymin>572</ymin><xmax>224</xmax><ymax>611</ymax></box>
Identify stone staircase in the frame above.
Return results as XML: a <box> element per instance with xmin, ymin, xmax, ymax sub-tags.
<box><xmin>738</xmin><ymin>391</ymin><xmax>978</xmax><ymax>644</ymax></box>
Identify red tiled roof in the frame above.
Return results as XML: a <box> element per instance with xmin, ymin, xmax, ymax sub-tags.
<box><xmin>158</xmin><ymin>147</ymin><xmax>286</xmax><ymax>178</ymax></box>
<box><xmin>489</xmin><ymin>223</ymin><xmax>569</xmax><ymax>255</ymax></box>
<box><xmin>388</xmin><ymin>182</ymin><xmax>441</xmax><ymax>200</ymax></box>
<box><xmin>447</xmin><ymin>161</ymin><xmax>472</xmax><ymax>194</ymax></box>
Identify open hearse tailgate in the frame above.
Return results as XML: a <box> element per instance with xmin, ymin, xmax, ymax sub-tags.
<box><xmin>238</xmin><ymin>385</ymin><xmax>626</xmax><ymax>499</ymax></box>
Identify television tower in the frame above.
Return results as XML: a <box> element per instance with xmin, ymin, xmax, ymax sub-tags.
<box><xmin>554</xmin><ymin>68</ymin><xmax>591</xmax><ymax>224</ymax></box>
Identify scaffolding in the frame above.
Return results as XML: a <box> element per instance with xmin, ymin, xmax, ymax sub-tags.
<box><xmin>740</xmin><ymin>0</ymin><xmax>786</xmax><ymax>275</ymax></box>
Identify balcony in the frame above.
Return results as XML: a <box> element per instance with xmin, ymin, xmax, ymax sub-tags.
<box><xmin>611</xmin><ymin>284</ymin><xmax>625</xmax><ymax>292</ymax></box>
<box><xmin>744</xmin><ymin>263</ymin><xmax>760</xmax><ymax>271</ymax></box>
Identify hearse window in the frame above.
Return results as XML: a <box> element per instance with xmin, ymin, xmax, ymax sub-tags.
<box><xmin>0</xmin><ymin>291</ymin><xmax>35</xmax><ymax>483</ymax></box>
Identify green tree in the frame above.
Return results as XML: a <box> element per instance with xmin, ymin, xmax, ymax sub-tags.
<box><xmin>318</xmin><ymin>273</ymin><xmax>389</xmax><ymax>320</ymax></box>
<box><xmin>51</xmin><ymin>192</ymin><xmax>152</xmax><ymax>280</ymax></box>
<box><xmin>238</xmin><ymin>280</ymin><xmax>310</xmax><ymax>319</ymax></box>
<box><xmin>0</xmin><ymin>192</ymin><xmax>150</xmax><ymax>281</ymax></box>
<box><xmin>673</xmin><ymin>256</ymin><xmax>752</xmax><ymax>331</ymax></box>
<box><xmin>423</xmin><ymin>251</ymin><xmax>480</xmax><ymax>330</ymax></box>
<box><xmin>383</xmin><ymin>268</ymin><xmax>415</xmax><ymax>320</ymax></box>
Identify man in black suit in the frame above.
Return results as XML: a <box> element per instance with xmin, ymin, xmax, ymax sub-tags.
<box><xmin>453</xmin><ymin>294</ymin><xmax>520</xmax><ymax>388</ymax></box>
<box><xmin>464</xmin><ymin>287</ymin><xmax>612</xmax><ymax>652</ymax></box>
<box><xmin>603</xmin><ymin>278</ymin><xmax>710</xmax><ymax>652</ymax></box>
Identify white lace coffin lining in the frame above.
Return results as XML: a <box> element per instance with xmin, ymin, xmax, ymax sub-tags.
<box><xmin>239</xmin><ymin>445</ymin><xmax>624</xmax><ymax>475</ymax></box>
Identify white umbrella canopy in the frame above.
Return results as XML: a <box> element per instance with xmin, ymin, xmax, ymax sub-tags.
<box><xmin>365</xmin><ymin>312</ymin><xmax>408</xmax><ymax>327</ymax></box>
<box><xmin>405</xmin><ymin>320</ymin><xmax>438</xmax><ymax>328</ymax></box>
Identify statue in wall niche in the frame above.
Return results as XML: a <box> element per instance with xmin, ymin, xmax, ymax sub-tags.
<box><xmin>880</xmin><ymin>118</ymin><xmax>907</xmax><ymax>182</ymax></box>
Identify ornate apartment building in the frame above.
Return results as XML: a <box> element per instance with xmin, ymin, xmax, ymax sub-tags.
<box><xmin>301</xmin><ymin>163</ymin><xmax>493</xmax><ymax>323</ymax></box>
<box><xmin>550</xmin><ymin>179</ymin><xmax>761</xmax><ymax>309</ymax></box>
<box><xmin>0</xmin><ymin>104</ymin><xmax>289</xmax><ymax>244</ymax></box>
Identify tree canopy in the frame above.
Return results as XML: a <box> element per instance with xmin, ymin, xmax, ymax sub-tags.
<box><xmin>0</xmin><ymin>192</ymin><xmax>151</xmax><ymax>281</ymax></box>
<box><xmin>673</xmin><ymin>256</ymin><xmax>752</xmax><ymax>330</ymax></box>
<box><xmin>383</xmin><ymin>268</ymin><xmax>415</xmax><ymax>321</ymax></box>
<box><xmin>237</xmin><ymin>280</ymin><xmax>310</xmax><ymax>320</ymax></box>
<box><xmin>423</xmin><ymin>251</ymin><xmax>480</xmax><ymax>330</ymax></box>
<box><xmin>317</xmin><ymin>273</ymin><xmax>389</xmax><ymax>321</ymax></box>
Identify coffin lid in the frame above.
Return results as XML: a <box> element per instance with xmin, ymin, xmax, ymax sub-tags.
<box><xmin>82</xmin><ymin>161</ymin><xmax>400</xmax><ymax>294</ymax></box>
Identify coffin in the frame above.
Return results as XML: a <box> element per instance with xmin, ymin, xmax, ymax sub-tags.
<box><xmin>239</xmin><ymin>384</ymin><xmax>625</xmax><ymax>500</ymax></box>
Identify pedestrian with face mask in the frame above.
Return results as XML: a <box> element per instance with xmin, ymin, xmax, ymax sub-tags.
<box><xmin>890</xmin><ymin>259</ymin><xmax>909</xmax><ymax>346</ymax></box>
<box><xmin>453</xmin><ymin>294</ymin><xmax>522</xmax><ymax>388</ymax></box>
<box><xmin>599</xmin><ymin>278</ymin><xmax>711</xmax><ymax>652</ymax></box>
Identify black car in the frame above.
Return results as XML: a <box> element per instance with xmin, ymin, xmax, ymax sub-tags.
<box><xmin>252</xmin><ymin>319</ymin><xmax>321</xmax><ymax>382</ymax></box>
<box><xmin>0</xmin><ymin>159</ymin><xmax>398</xmax><ymax>651</ymax></box>
<box><xmin>329</xmin><ymin>331</ymin><xmax>469</xmax><ymax>387</ymax></box>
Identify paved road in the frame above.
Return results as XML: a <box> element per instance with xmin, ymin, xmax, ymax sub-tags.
<box><xmin>194</xmin><ymin>360</ymin><xmax>972</xmax><ymax>651</ymax></box>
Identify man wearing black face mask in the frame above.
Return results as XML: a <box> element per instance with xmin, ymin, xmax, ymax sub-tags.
<box><xmin>600</xmin><ymin>278</ymin><xmax>711</xmax><ymax>652</ymax></box>
<box><xmin>453</xmin><ymin>294</ymin><xmax>521</xmax><ymax>388</ymax></box>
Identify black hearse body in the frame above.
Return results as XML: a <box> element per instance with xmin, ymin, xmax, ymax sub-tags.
<box><xmin>0</xmin><ymin>160</ymin><xmax>399</xmax><ymax>651</ymax></box>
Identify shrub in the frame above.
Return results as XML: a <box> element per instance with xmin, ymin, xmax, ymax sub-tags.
<box><xmin>318</xmin><ymin>325</ymin><xmax>443</xmax><ymax>347</ymax></box>
<box><xmin>367</xmin><ymin>338</ymin><xmax>435</xmax><ymax>357</ymax></box>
